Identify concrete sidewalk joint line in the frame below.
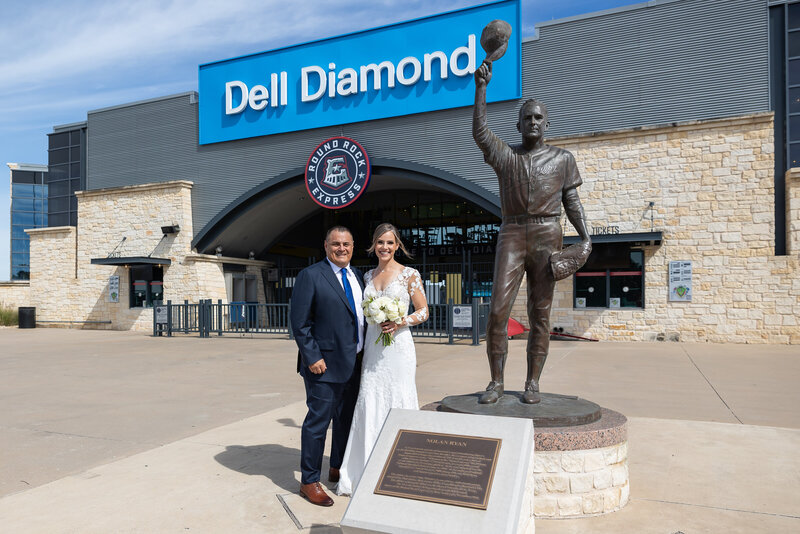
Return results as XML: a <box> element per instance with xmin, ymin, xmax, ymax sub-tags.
<box><xmin>10</xmin><ymin>426</ymin><xmax>150</xmax><ymax>444</ymax></box>
<box><xmin>681</xmin><ymin>346</ymin><xmax>744</xmax><ymax>424</ymax></box>
<box><xmin>277</xmin><ymin>494</ymin><xmax>303</xmax><ymax>530</ymax></box>
<box><xmin>637</xmin><ymin>498</ymin><xmax>800</xmax><ymax>519</ymax></box>
<box><xmin>549</xmin><ymin>343</ymin><xmax>580</xmax><ymax>369</ymax></box>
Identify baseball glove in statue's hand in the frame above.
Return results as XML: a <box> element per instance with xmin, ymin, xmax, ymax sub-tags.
<box><xmin>549</xmin><ymin>240</ymin><xmax>592</xmax><ymax>281</ymax></box>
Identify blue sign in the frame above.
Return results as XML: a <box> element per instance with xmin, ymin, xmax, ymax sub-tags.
<box><xmin>198</xmin><ymin>0</ymin><xmax>520</xmax><ymax>144</ymax></box>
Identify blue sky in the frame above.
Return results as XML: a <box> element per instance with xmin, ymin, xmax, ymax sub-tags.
<box><xmin>0</xmin><ymin>0</ymin><xmax>643</xmax><ymax>280</ymax></box>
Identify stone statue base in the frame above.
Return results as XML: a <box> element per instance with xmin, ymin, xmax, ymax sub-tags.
<box><xmin>440</xmin><ymin>392</ymin><xmax>601</xmax><ymax>427</ymax></box>
<box><xmin>426</xmin><ymin>395</ymin><xmax>629</xmax><ymax>519</ymax></box>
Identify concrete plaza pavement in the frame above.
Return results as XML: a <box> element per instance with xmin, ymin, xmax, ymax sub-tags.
<box><xmin>0</xmin><ymin>327</ymin><xmax>798</xmax><ymax>532</ymax></box>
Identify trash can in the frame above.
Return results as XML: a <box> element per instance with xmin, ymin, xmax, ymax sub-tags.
<box><xmin>18</xmin><ymin>307</ymin><xmax>36</xmax><ymax>329</ymax></box>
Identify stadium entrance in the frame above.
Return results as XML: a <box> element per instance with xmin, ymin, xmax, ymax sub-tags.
<box><xmin>266</xmin><ymin>188</ymin><xmax>501</xmax><ymax>305</ymax></box>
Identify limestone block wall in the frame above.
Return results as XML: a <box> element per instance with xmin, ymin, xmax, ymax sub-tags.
<box><xmin>788</xmin><ymin>167</ymin><xmax>800</xmax><ymax>255</ymax></box>
<box><xmin>180</xmin><ymin>254</ymin><xmax>270</xmax><ymax>305</ymax></box>
<box><xmin>27</xmin><ymin>227</ymin><xmax>79</xmax><ymax>325</ymax></box>
<box><xmin>524</xmin><ymin>112</ymin><xmax>800</xmax><ymax>344</ymax></box>
<box><xmin>533</xmin><ymin>442</ymin><xmax>629</xmax><ymax>517</ymax></box>
<box><xmin>26</xmin><ymin>181</ymin><xmax>230</xmax><ymax>331</ymax></box>
<box><xmin>0</xmin><ymin>281</ymin><xmax>31</xmax><ymax>309</ymax></box>
<box><xmin>179</xmin><ymin>254</ymin><xmax>228</xmax><ymax>304</ymax></box>
<box><xmin>73</xmin><ymin>181</ymin><xmax>199</xmax><ymax>330</ymax></box>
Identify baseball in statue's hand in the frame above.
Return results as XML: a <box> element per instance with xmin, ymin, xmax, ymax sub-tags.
<box><xmin>475</xmin><ymin>60</ymin><xmax>492</xmax><ymax>86</ymax></box>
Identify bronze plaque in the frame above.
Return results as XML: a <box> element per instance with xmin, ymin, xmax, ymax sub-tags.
<box><xmin>374</xmin><ymin>429</ymin><xmax>501</xmax><ymax>509</ymax></box>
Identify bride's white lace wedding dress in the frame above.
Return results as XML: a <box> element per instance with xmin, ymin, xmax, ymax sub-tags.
<box><xmin>335</xmin><ymin>266</ymin><xmax>428</xmax><ymax>496</ymax></box>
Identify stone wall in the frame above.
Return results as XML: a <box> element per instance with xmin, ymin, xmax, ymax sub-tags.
<box><xmin>178</xmin><ymin>254</ymin><xmax>229</xmax><ymax>304</ymax></box>
<box><xmin>534</xmin><ymin>442</ymin><xmax>629</xmax><ymax>517</ymax></box>
<box><xmin>787</xmin><ymin>167</ymin><xmax>800</xmax><ymax>255</ymax></box>
<box><xmin>181</xmin><ymin>254</ymin><xmax>270</xmax><ymax>305</ymax></box>
<box><xmin>0</xmin><ymin>281</ymin><xmax>31</xmax><ymax>309</ymax></box>
<box><xmin>512</xmin><ymin>112</ymin><xmax>799</xmax><ymax>344</ymax></box>
<box><xmin>27</xmin><ymin>226</ymin><xmax>79</xmax><ymax>326</ymax></box>
<box><xmin>27</xmin><ymin>181</ymin><xmax>228</xmax><ymax>331</ymax></box>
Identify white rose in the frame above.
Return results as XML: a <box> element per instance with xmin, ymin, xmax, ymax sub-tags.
<box><xmin>374</xmin><ymin>311</ymin><xmax>387</xmax><ymax>323</ymax></box>
<box><xmin>388</xmin><ymin>312</ymin><xmax>402</xmax><ymax>323</ymax></box>
<box><xmin>368</xmin><ymin>300</ymin><xmax>381</xmax><ymax>314</ymax></box>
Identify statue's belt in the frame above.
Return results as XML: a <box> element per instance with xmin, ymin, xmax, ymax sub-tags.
<box><xmin>502</xmin><ymin>214</ymin><xmax>560</xmax><ymax>224</ymax></box>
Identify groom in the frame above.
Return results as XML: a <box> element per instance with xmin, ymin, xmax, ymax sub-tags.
<box><xmin>290</xmin><ymin>226</ymin><xmax>365</xmax><ymax>506</ymax></box>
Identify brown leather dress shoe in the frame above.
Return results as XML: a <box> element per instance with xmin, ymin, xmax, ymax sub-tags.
<box><xmin>300</xmin><ymin>482</ymin><xmax>334</xmax><ymax>507</ymax></box>
<box><xmin>478</xmin><ymin>380</ymin><xmax>504</xmax><ymax>404</ymax></box>
<box><xmin>522</xmin><ymin>379</ymin><xmax>541</xmax><ymax>404</ymax></box>
<box><xmin>328</xmin><ymin>467</ymin><xmax>340</xmax><ymax>483</ymax></box>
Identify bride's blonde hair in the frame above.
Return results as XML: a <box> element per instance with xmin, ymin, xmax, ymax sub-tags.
<box><xmin>367</xmin><ymin>223</ymin><xmax>412</xmax><ymax>258</ymax></box>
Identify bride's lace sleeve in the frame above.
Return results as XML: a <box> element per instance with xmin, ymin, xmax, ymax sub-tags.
<box><xmin>404</xmin><ymin>269</ymin><xmax>429</xmax><ymax>326</ymax></box>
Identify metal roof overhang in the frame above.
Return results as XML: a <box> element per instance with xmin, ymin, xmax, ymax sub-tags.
<box><xmin>90</xmin><ymin>257</ymin><xmax>172</xmax><ymax>266</ymax></box>
<box><xmin>563</xmin><ymin>231</ymin><xmax>663</xmax><ymax>246</ymax></box>
<box><xmin>191</xmin><ymin>159</ymin><xmax>502</xmax><ymax>258</ymax></box>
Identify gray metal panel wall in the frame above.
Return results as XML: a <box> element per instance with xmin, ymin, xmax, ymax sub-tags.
<box><xmin>87</xmin><ymin>95</ymin><xmax>199</xmax><ymax>191</ymax></box>
<box><xmin>87</xmin><ymin>0</ymin><xmax>770</xmax><ymax>236</ymax></box>
<box><xmin>527</xmin><ymin>0</ymin><xmax>769</xmax><ymax>138</ymax></box>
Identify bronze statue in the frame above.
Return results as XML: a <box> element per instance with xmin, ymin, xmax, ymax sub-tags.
<box><xmin>473</xmin><ymin>20</ymin><xmax>591</xmax><ymax>405</ymax></box>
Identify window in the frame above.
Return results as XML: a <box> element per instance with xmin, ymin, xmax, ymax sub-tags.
<box><xmin>47</xmin><ymin>126</ymin><xmax>84</xmax><ymax>229</ymax></box>
<box><xmin>48</xmin><ymin>213</ymin><xmax>69</xmax><ymax>227</ymax></box>
<box><xmin>129</xmin><ymin>265</ymin><xmax>164</xmax><ymax>308</ymax></box>
<box><xmin>11</xmin><ymin>239</ymin><xmax>29</xmax><ymax>254</ymax></box>
<box><xmin>574</xmin><ymin>245</ymin><xmax>644</xmax><ymax>309</ymax></box>
<box><xmin>10</xmin><ymin>169</ymin><xmax>47</xmax><ymax>280</ymax></box>
<box><xmin>12</xmin><ymin>197</ymin><xmax>36</xmax><ymax>212</ymax></box>
<box><xmin>12</xmin><ymin>184</ymin><xmax>35</xmax><ymax>198</ymax></box>
<box><xmin>11</xmin><ymin>225</ymin><xmax>28</xmax><ymax>239</ymax></box>
<box><xmin>49</xmin><ymin>132</ymin><xmax>69</xmax><ymax>149</ymax></box>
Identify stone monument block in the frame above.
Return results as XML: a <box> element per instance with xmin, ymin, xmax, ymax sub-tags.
<box><xmin>340</xmin><ymin>408</ymin><xmax>535</xmax><ymax>534</ymax></box>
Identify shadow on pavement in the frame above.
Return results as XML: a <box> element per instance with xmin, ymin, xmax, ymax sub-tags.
<box><xmin>215</xmin><ymin>444</ymin><xmax>301</xmax><ymax>493</ymax></box>
<box><xmin>277</xmin><ymin>417</ymin><xmax>301</xmax><ymax>428</ymax></box>
<box><xmin>307</xmin><ymin>526</ymin><xmax>343</xmax><ymax>533</ymax></box>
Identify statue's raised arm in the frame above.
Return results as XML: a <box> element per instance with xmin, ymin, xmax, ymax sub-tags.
<box><xmin>473</xmin><ymin>60</ymin><xmax>492</xmax><ymax>148</ymax></box>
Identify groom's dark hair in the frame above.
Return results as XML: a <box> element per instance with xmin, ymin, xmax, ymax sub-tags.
<box><xmin>325</xmin><ymin>225</ymin><xmax>353</xmax><ymax>242</ymax></box>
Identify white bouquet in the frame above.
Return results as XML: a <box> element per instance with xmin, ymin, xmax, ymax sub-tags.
<box><xmin>362</xmin><ymin>296</ymin><xmax>403</xmax><ymax>346</ymax></box>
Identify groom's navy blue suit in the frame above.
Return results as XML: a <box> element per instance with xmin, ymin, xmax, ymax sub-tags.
<box><xmin>290</xmin><ymin>259</ymin><xmax>364</xmax><ymax>485</ymax></box>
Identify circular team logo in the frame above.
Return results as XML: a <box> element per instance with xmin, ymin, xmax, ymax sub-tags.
<box><xmin>304</xmin><ymin>136</ymin><xmax>370</xmax><ymax>209</ymax></box>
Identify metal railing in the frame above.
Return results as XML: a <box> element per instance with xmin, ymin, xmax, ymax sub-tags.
<box><xmin>271</xmin><ymin>262</ymin><xmax>495</xmax><ymax>305</ymax></box>
<box><xmin>409</xmin><ymin>299</ymin><xmax>490</xmax><ymax>344</ymax></box>
<box><xmin>154</xmin><ymin>298</ymin><xmax>489</xmax><ymax>344</ymax></box>
<box><xmin>154</xmin><ymin>300</ymin><xmax>291</xmax><ymax>338</ymax></box>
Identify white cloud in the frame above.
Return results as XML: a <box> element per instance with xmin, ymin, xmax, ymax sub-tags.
<box><xmin>0</xmin><ymin>80</ymin><xmax>195</xmax><ymax>121</ymax></box>
<box><xmin>0</xmin><ymin>0</ymin><xmax>479</xmax><ymax>96</ymax></box>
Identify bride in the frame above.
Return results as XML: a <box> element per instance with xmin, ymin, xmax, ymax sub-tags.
<box><xmin>335</xmin><ymin>223</ymin><xmax>429</xmax><ymax>496</ymax></box>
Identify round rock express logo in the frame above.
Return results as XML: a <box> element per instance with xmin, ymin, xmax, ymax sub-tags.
<box><xmin>304</xmin><ymin>136</ymin><xmax>370</xmax><ymax>209</ymax></box>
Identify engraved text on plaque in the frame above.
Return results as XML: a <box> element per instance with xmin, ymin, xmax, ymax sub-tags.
<box><xmin>374</xmin><ymin>430</ymin><xmax>501</xmax><ymax>509</ymax></box>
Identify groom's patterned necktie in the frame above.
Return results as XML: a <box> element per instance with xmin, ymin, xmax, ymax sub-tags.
<box><xmin>340</xmin><ymin>267</ymin><xmax>358</xmax><ymax>342</ymax></box>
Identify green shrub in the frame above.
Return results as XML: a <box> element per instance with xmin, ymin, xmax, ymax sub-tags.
<box><xmin>0</xmin><ymin>305</ymin><xmax>19</xmax><ymax>326</ymax></box>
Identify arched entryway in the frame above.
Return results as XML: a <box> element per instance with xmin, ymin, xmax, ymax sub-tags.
<box><xmin>192</xmin><ymin>159</ymin><xmax>502</xmax><ymax>303</ymax></box>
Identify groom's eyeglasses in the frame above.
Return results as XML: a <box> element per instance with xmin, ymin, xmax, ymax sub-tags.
<box><xmin>329</xmin><ymin>241</ymin><xmax>353</xmax><ymax>248</ymax></box>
